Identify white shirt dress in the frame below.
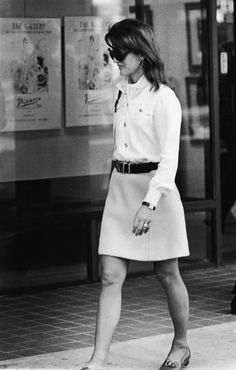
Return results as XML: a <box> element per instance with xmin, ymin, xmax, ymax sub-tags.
<box><xmin>98</xmin><ymin>75</ymin><xmax>189</xmax><ymax>261</ymax></box>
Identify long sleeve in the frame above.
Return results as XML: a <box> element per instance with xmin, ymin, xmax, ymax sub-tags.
<box><xmin>143</xmin><ymin>88</ymin><xmax>182</xmax><ymax>207</ymax></box>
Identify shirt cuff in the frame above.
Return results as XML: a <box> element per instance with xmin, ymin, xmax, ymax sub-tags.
<box><xmin>143</xmin><ymin>187</ymin><xmax>162</xmax><ymax>208</ymax></box>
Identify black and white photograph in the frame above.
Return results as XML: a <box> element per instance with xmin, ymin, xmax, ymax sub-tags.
<box><xmin>0</xmin><ymin>1</ymin><xmax>235</xmax><ymax>370</ymax></box>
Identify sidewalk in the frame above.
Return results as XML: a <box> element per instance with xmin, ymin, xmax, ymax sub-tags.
<box><xmin>0</xmin><ymin>321</ymin><xmax>235</xmax><ymax>369</ymax></box>
<box><xmin>0</xmin><ymin>263</ymin><xmax>236</xmax><ymax>369</ymax></box>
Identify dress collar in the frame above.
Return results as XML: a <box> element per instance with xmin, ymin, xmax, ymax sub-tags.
<box><xmin>116</xmin><ymin>75</ymin><xmax>150</xmax><ymax>92</ymax></box>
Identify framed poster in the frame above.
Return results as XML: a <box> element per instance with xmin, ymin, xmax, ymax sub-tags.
<box><xmin>185</xmin><ymin>76</ymin><xmax>209</xmax><ymax>141</ymax></box>
<box><xmin>64</xmin><ymin>16</ymin><xmax>121</xmax><ymax>127</ymax></box>
<box><xmin>185</xmin><ymin>3</ymin><xmax>202</xmax><ymax>72</ymax></box>
<box><xmin>0</xmin><ymin>18</ymin><xmax>61</xmax><ymax>132</ymax></box>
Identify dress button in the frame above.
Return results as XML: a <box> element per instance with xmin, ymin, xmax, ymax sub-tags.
<box><xmin>124</xmin><ymin>122</ymin><xmax>126</xmax><ymax>127</ymax></box>
<box><xmin>125</xmin><ymin>143</ymin><xmax>128</xmax><ymax>148</ymax></box>
<box><xmin>139</xmin><ymin>108</ymin><xmax>143</xmax><ymax>112</ymax></box>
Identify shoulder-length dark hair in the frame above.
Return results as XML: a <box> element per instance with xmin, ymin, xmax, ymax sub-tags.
<box><xmin>105</xmin><ymin>18</ymin><xmax>168</xmax><ymax>91</ymax></box>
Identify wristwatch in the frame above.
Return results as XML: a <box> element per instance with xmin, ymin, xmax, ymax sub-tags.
<box><xmin>142</xmin><ymin>201</ymin><xmax>156</xmax><ymax>211</ymax></box>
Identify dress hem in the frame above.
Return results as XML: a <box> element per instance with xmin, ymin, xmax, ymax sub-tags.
<box><xmin>98</xmin><ymin>252</ymin><xmax>190</xmax><ymax>262</ymax></box>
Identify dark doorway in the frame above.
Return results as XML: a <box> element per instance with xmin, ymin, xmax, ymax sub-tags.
<box><xmin>217</xmin><ymin>0</ymin><xmax>236</xmax><ymax>261</ymax></box>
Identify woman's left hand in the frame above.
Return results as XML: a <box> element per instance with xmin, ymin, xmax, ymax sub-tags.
<box><xmin>132</xmin><ymin>205</ymin><xmax>155</xmax><ymax>236</ymax></box>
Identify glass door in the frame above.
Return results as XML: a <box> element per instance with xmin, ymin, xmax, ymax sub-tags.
<box><xmin>141</xmin><ymin>0</ymin><xmax>214</xmax><ymax>264</ymax></box>
<box><xmin>217</xmin><ymin>0</ymin><xmax>236</xmax><ymax>261</ymax></box>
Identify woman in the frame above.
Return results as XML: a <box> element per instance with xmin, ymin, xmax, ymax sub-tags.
<box><xmin>81</xmin><ymin>18</ymin><xmax>190</xmax><ymax>370</ymax></box>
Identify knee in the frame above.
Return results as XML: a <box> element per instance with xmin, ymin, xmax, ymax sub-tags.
<box><xmin>154</xmin><ymin>266</ymin><xmax>178</xmax><ymax>286</ymax></box>
<box><xmin>101</xmin><ymin>268</ymin><xmax>126</xmax><ymax>288</ymax></box>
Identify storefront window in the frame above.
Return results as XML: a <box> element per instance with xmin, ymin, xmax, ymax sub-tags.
<box><xmin>142</xmin><ymin>0</ymin><xmax>210</xmax><ymax>200</ymax></box>
<box><xmin>0</xmin><ymin>0</ymin><xmax>138</xmax><ymax>286</ymax></box>
<box><xmin>0</xmin><ymin>0</ymin><xmax>216</xmax><ymax>288</ymax></box>
<box><xmin>0</xmin><ymin>0</ymin><xmax>211</xmax><ymax>200</ymax></box>
<box><xmin>185</xmin><ymin>211</ymin><xmax>212</xmax><ymax>262</ymax></box>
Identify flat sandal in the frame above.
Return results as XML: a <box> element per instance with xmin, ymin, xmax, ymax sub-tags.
<box><xmin>158</xmin><ymin>347</ymin><xmax>191</xmax><ymax>370</ymax></box>
<box><xmin>80</xmin><ymin>366</ymin><xmax>108</xmax><ymax>370</ymax></box>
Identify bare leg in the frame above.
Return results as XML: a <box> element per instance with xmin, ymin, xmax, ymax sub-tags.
<box><xmin>154</xmin><ymin>258</ymin><xmax>189</xmax><ymax>363</ymax></box>
<box><xmin>83</xmin><ymin>255</ymin><xmax>129</xmax><ymax>369</ymax></box>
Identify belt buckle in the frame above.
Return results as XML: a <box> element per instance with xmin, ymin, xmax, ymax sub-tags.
<box><xmin>127</xmin><ymin>162</ymin><xmax>131</xmax><ymax>174</ymax></box>
<box><xmin>122</xmin><ymin>161</ymin><xmax>126</xmax><ymax>174</ymax></box>
<box><xmin>122</xmin><ymin>161</ymin><xmax>131</xmax><ymax>174</ymax></box>
<box><xmin>115</xmin><ymin>161</ymin><xmax>131</xmax><ymax>174</ymax></box>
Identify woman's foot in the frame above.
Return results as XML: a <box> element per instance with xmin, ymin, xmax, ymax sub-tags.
<box><xmin>80</xmin><ymin>359</ymin><xmax>108</xmax><ymax>370</ymax></box>
<box><xmin>158</xmin><ymin>345</ymin><xmax>191</xmax><ymax>370</ymax></box>
<box><xmin>80</xmin><ymin>367</ymin><xmax>107</xmax><ymax>370</ymax></box>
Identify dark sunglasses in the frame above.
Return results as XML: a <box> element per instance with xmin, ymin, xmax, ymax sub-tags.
<box><xmin>108</xmin><ymin>48</ymin><xmax>129</xmax><ymax>62</ymax></box>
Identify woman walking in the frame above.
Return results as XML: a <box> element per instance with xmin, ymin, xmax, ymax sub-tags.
<box><xmin>81</xmin><ymin>18</ymin><xmax>191</xmax><ymax>370</ymax></box>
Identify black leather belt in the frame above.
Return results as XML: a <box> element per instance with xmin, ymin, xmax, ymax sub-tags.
<box><xmin>112</xmin><ymin>160</ymin><xmax>159</xmax><ymax>174</ymax></box>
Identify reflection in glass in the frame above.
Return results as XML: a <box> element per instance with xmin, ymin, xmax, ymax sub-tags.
<box><xmin>185</xmin><ymin>212</ymin><xmax>211</xmax><ymax>263</ymax></box>
<box><xmin>144</xmin><ymin>0</ymin><xmax>210</xmax><ymax>200</ymax></box>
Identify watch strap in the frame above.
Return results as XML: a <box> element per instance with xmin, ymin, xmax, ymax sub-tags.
<box><xmin>142</xmin><ymin>201</ymin><xmax>156</xmax><ymax>211</ymax></box>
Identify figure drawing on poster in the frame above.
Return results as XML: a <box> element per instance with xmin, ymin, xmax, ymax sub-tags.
<box><xmin>65</xmin><ymin>16</ymin><xmax>121</xmax><ymax>127</ymax></box>
<box><xmin>77</xmin><ymin>33</ymin><xmax>112</xmax><ymax>91</ymax></box>
<box><xmin>11</xmin><ymin>37</ymin><xmax>48</xmax><ymax>95</ymax></box>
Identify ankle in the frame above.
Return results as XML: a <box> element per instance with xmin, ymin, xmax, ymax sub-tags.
<box><xmin>90</xmin><ymin>354</ymin><xmax>108</xmax><ymax>366</ymax></box>
<box><xmin>172</xmin><ymin>338</ymin><xmax>188</xmax><ymax>349</ymax></box>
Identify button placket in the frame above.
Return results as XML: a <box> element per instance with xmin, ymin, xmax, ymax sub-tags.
<box><xmin>123</xmin><ymin>93</ymin><xmax>129</xmax><ymax>150</ymax></box>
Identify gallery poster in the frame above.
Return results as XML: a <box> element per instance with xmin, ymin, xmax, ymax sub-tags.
<box><xmin>65</xmin><ymin>16</ymin><xmax>121</xmax><ymax>127</ymax></box>
<box><xmin>0</xmin><ymin>18</ymin><xmax>61</xmax><ymax>131</ymax></box>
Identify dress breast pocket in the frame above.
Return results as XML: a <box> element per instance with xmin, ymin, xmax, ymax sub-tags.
<box><xmin>131</xmin><ymin>103</ymin><xmax>154</xmax><ymax>126</ymax></box>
